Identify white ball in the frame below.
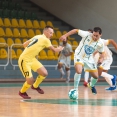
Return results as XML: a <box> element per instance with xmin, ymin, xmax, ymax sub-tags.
<box><xmin>68</xmin><ymin>89</ymin><xmax>78</xmax><ymax>100</ymax></box>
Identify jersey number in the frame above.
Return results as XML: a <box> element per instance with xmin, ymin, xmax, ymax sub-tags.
<box><xmin>27</xmin><ymin>38</ymin><xmax>38</xmax><ymax>48</ymax></box>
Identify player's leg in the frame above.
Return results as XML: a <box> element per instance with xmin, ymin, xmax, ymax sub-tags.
<box><xmin>74</xmin><ymin>56</ymin><xmax>84</xmax><ymax>92</ymax></box>
<box><xmin>74</xmin><ymin>63</ymin><xmax>83</xmax><ymax>91</ymax></box>
<box><xmin>58</xmin><ymin>61</ymin><xmax>65</xmax><ymax>79</ymax></box>
<box><xmin>98</xmin><ymin>59</ymin><xmax>116</xmax><ymax>91</ymax></box>
<box><xmin>84</xmin><ymin>71</ymin><xmax>89</xmax><ymax>87</ymax></box>
<box><xmin>85</xmin><ymin>61</ymin><xmax>98</xmax><ymax>94</ymax></box>
<box><xmin>18</xmin><ymin>59</ymin><xmax>34</xmax><ymax>99</ymax></box>
<box><xmin>65</xmin><ymin>60</ymin><xmax>71</xmax><ymax>83</ymax></box>
<box><xmin>88</xmin><ymin>70</ymin><xmax>99</xmax><ymax>94</ymax></box>
<box><xmin>65</xmin><ymin>67</ymin><xmax>70</xmax><ymax>83</ymax></box>
<box><xmin>31</xmin><ymin>59</ymin><xmax>47</xmax><ymax>94</ymax></box>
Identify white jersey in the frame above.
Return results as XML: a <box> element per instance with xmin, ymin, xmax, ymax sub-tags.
<box><xmin>101</xmin><ymin>39</ymin><xmax>112</xmax><ymax>60</ymax></box>
<box><xmin>75</xmin><ymin>30</ymin><xmax>104</xmax><ymax>63</ymax></box>
<box><xmin>59</xmin><ymin>43</ymin><xmax>73</xmax><ymax>60</ymax></box>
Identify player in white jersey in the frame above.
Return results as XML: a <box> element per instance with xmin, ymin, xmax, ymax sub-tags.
<box><xmin>60</xmin><ymin>27</ymin><xmax>105</xmax><ymax>97</ymax></box>
<box><xmin>57</xmin><ymin>40</ymin><xmax>73</xmax><ymax>83</ymax></box>
<box><xmin>97</xmin><ymin>39</ymin><xmax>117</xmax><ymax>91</ymax></box>
<box><xmin>84</xmin><ymin>39</ymin><xmax>117</xmax><ymax>90</ymax></box>
<box><xmin>83</xmin><ymin>29</ymin><xmax>100</xmax><ymax>86</ymax></box>
<box><xmin>84</xmin><ymin>53</ymin><xmax>100</xmax><ymax>86</ymax></box>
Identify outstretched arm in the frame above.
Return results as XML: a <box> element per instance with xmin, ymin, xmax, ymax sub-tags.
<box><xmin>59</xmin><ymin>29</ymin><xmax>79</xmax><ymax>41</ymax></box>
<box><xmin>48</xmin><ymin>46</ymin><xmax>64</xmax><ymax>53</ymax></box>
<box><xmin>108</xmin><ymin>39</ymin><xmax>117</xmax><ymax>50</ymax></box>
<box><xmin>64</xmin><ymin>52</ymin><xmax>73</xmax><ymax>57</ymax></box>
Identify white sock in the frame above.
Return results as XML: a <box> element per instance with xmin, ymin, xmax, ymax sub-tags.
<box><xmin>74</xmin><ymin>73</ymin><xmax>81</xmax><ymax>91</ymax></box>
<box><xmin>101</xmin><ymin>72</ymin><xmax>113</xmax><ymax>79</ymax></box>
<box><xmin>84</xmin><ymin>71</ymin><xmax>89</xmax><ymax>82</ymax></box>
<box><xmin>104</xmin><ymin>77</ymin><xmax>112</xmax><ymax>86</ymax></box>
<box><xmin>90</xmin><ymin>77</ymin><xmax>98</xmax><ymax>87</ymax></box>
<box><xmin>101</xmin><ymin>72</ymin><xmax>113</xmax><ymax>87</ymax></box>
<box><xmin>59</xmin><ymin>68</ymin><xmax>65</xmax><ymax>75</ymax></box>
<box><xmin>66</xmin><ymin>70</ymin><xmax>70</xmax><ymax>81</ymax></box>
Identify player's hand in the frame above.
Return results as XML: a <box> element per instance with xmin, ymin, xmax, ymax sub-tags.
<box><xmin>98</xmin><ymin>58</ymin><xmax>103</xmax><ymax>64</ymax></box>
<box><xmin>59</xmin><ymin>35</ymin><xmax>67</xmax><ymax>41</ymax></box>
<box><xmin>58</xmin><ymin>46</ymin><xmax>64</xmax><ymax>51</ymax></box>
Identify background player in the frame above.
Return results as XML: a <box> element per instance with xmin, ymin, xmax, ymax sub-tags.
<box><xmin>97</xmin><ymin>39</ymin><xmax>117</xmax><ymax>91</ymax></box>
<box><xmin>57</xmin><ymin>39</ymin><xmax>73</xmax><ymax>83</ymax></box>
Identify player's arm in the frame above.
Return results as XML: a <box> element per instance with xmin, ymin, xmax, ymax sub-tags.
<box><xmin>108</xmin><ymin>39</ymin><xmax>117</xmax><ymax>50</ymax></box>
<box><xmin>64</xmin><ymin>52</ymin><xmax>73</xmax><ymax>57</ymax></box>
<box><xmin>23</xmin><ymin>40</ymin><xmax>31</xmax><ymax>48</ymax></box>
<box><xmin>93</xmin><ymin>51</ymin><xmax>99</xmax><ymax>56</ymax></box>
<box><xmin>98</xmin><ymin>52</ymin><xmax>105</xmax><ymax>63</ymax></box>
<box><xmin>59</xmin><ymin>29</ymin><xmax>79</xmax><ymax>41</ymax></box>
<box><xmin>48</xmin><ymin>46</ymin><xmax>64</xmax><ymax>52</ymax></box>
<box><xmin>58</xmin><ymin>52</ymin><xmax>61</xmax><ymax>57</ymax></box>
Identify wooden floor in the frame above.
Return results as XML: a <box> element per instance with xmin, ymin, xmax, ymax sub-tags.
<box><xmin>0</xmin><ymin>82</ymin><xmax>117</xmax><ymax>117</ymax></box>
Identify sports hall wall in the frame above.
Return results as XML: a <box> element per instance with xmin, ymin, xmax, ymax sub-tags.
<box><xmin>31</xmin><ymin>0</ymin><xmax>117</xmax><ymax>40</ymax></box>
<box><xmin>0</xmin><ymin>0</ymin><xmax>117</xmax><ymax>81</ymax></box>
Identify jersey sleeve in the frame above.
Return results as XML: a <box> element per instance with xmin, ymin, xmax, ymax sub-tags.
<box><xmin>78</xmin><ymin>30</ymin><xmax>90</xmax><ymax>37</ymax></box>
<box><xmin>97</xmin><ymin>41</ymin><xmax>105</xmax><ymax>53</ymax></box>
<box><xmin>101</xmin><ymin>39</ymin><xmax>109</xmax><ymax>46</ymax></box>
<box><xmin>45</xmin><ymin>39</ymin><xmax>52</xmax><ymax>48</ymax></box>
<box><xmin>29</xmin><ymin>35</ymin><xmax>39</xmax><ymax>41</ymax></box>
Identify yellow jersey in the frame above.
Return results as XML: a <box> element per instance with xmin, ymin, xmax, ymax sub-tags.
<box><xmin>20</xmin><ymin>34</ymin><xmax>52</xmax><ymax>61</ymax></box>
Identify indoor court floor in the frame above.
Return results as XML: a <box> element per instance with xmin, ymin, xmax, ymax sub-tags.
<box><xmin>0</xmin><ymin>82</ymin><xmax>117</xmax><ymax>117</ymax></box>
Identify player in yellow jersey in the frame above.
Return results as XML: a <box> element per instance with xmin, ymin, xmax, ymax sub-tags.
<box><xmin>18</xmin><ymin>26</ymin><xmax>63</xmax><ymax>99</ymax></box>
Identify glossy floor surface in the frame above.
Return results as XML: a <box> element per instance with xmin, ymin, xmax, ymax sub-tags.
<box><xmin>0</xmin><ymin>82</ymin><xmax>117</xmax><ymax>117</ymax></box>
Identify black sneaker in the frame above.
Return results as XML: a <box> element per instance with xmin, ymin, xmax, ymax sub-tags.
<box><xmin>87</xmin><ymin>83</ymin><xmax>97</xmax><ymax>94</ymax></box>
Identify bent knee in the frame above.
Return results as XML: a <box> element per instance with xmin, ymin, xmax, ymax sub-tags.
<box><xmin>40</xmin><ymin>71</ymin><xmax>48</xmax><ymax>77</ymax></box>
<box><xmin>26</xmin><ymin>77</ymin><xmax>34</xmax><ymax>85</ymax></box>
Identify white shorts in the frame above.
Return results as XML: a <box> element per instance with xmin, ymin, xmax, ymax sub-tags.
<box><xmin>58</xmin><ymin>58</ymin><xmax>71</xmax><ymax>68</ymax></box>
<box><xmin>74</xmin><ymin>56</ymin><xmax>97</xmax><ymax>72</ymax></box>
<box><xmin>99</xmin><ymin>58</ymin><xmax>113</xmax><ymax>70</ymax></box>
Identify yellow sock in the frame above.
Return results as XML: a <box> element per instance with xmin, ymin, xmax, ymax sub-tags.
<box><xmin>20</xmin><ymin>81</ymin><xmax>31</xmax><ymax>93</ymax></box>
<box><xmin>33</xmin><ymin>75</ymin><xmax>45</xmax><ymax>88</ymax></box>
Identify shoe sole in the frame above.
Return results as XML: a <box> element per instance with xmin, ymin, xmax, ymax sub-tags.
<box><xmin>19</xmin><ymin>94</ymin><xmax>31</xmax><ymax>99</ymax></box>
<box><xmin>105</xmin><ymin>88</ymin><xmax>117</xmax><ymax>91</ymax></box>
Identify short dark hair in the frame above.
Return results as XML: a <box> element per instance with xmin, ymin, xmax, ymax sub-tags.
<box><xmin>44</xmin><ymin>25</ymin><xmax>53</xmax><ymax>30</ymax></box>
<box><xmin>93</xmin><ymin>27</ymin><xmax>102</xmax><ymax>34</ymax></box>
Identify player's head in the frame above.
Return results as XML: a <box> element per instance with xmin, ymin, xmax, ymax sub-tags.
<box><xmin>43</xmin><ymin>26</ymin><xmax>54</xmax><ymax>39</ymax></box>
<box><xmin>92</xmin><ymin>27</ymin><xmax>102</xmax><ymax>41</ymax></box>
<box><xmin>63</xmin><ymin>39</ymin><xmax>67</xmax><ymax>45</ymax></box>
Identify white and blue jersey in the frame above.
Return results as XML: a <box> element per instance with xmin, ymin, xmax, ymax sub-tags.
<box><xmin>74</xmin><ymin>30</ymin><xmax>105</xmax><ymax>71</ymax></box>
<box><xmin>75</xmin><ymin>30</ymin><xmax>104</xmax><ymax>63</ymax></box>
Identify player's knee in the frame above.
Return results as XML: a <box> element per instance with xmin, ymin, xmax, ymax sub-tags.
<box><xmin>76</xmin><ymin>69</ymin><xmax>82</xmax><ymax>74</ymax></box>
<box><xmin>66</xmin><ymin>68</ymin><xmax>70</xmax><ymax>71</ymax></box>
<box><xmin>58</xmin><ymin>63</ymin><xmax>63</xmax><ymax>68</ymax></box>
<box><xmin>40</xmin><ymin>71</ymin><xmax>48</xmax><ymax>77</ymax></box>
<box><xmin>26</xmin><ymin>77</ymin><xmax>34</xmax><ymax>85</ymax></box>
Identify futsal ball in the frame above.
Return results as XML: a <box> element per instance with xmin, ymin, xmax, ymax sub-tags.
<box><xmin>68</xmin><ymin>89</ymin><xmax>78</xmax><ymax>100</ymax></box>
